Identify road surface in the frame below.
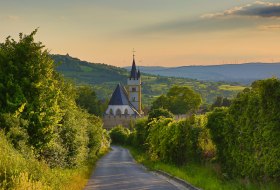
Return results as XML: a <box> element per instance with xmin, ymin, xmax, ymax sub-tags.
<box><xmin>84</xmin><ymin>146</ymin><xmax>185</xmax><ymax>190</ymax></box>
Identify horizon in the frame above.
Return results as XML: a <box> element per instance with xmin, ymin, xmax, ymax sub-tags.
<box><xmin>1</xmin><ymin>0</ymin><xmax>280</xmax><ymax>67</ymax></box>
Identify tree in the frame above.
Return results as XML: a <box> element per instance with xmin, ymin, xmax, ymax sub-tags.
<box><xmin>76</xmin><ymin>85</ymin><xmax>105</xmax><ymax>116</ymax></box>
<box><xmin>148</xmin><ymin>108</ymin><xmax>174</xmax><ymax>123</ymax></box>
<box><xmin>151</xmin><ymin>85</ymin><xmax>202</xmax><ymax>114</ymax></box>
<box><xmin>0</xmin><ymin>30</ymin><xmax>109</xmax><ymax>167</ymax></box>
<box><xmin>211</xmin><ymin>96</ymin><xmax>232</xmax><ymax>109</ymax></box>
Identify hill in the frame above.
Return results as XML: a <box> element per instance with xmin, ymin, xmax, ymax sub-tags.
<box><xmin>52</xmin><ymin>54</ymin><xmax>246</xmax><ymax>106</ymax></box>
<box><xmin>124</xmin><ymin>63</ymin><xmax>280</xmax><ymax>84</ymax></box>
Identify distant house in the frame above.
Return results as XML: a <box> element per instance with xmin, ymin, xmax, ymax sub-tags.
<box><xmin>103</xmin><ymin>55</ymin><xmax>143</xmax><ymax>129</ymax></box>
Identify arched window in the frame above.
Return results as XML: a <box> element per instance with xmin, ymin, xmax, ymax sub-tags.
<box><xmin>109</xmin><ymin>109</ymin><xmax>113</xmax><ymax>115</ymax></box>
<box><xmin>116</xmin><ymin>109</ymin><xmax>122</xmax><ymax>116</ymax></box>
<box><xmin>124</xmin><ymin>109</ymin><xmax>128</xmax><ymax>116</ymax></box>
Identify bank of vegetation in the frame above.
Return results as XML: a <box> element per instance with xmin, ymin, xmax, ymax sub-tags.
<box><xmin>0</xmin><ymin>31</ymin><xmax>110</xmax><ymax>189</ymax></box>
<box><xmin>109</xmin><ymin>80</ymin><xmax>280</xmax><ymax>190</ymax></box>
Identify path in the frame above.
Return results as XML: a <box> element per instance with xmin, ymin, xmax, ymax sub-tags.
<box><xmin>85</xmin><ymin>146</ymin><xmax>187</xmax><ymax>190</ymax></box>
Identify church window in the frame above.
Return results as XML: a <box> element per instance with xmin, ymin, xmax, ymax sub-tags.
<box><xmin>132</xmin><ymin>87</ymin><xmax>136</xmax><ymax>92</ymax></box>
<box><xmin>116</xmin><ymin>109</ymin><xmax>122</xmax><ymax>116</ymax></box>
<box><xmin>124</xmin><ymin>109</ymin><xmax>128</xmax><ymax>116</ymax></box>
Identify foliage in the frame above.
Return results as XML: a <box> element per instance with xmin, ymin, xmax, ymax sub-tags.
<box><xmin>147</xmin><ymin>108</ymin><xmax>173</xmax><ymax>123</ymax></box>
<box><xmin>146</xmin><ymin>116</ymin><xmax>214</xmax><ymax>165</ymax></box>
<box><xmin>206</xmin><ymin>78</ymin><xmax>280</xmax><ymax>180</ymax></box>
<box><xmin>128</xmin><ymin>146</ymin><xmax>279</xmax><ymax>190</ymax></box>
<box><xmin>109</xmin><ymin>125</ymin><xmax>130</xmax><ymax>145</ymax></box>
<box><xmin>211</xmin><ymin>96</ymin><xmax>231</xmax><ymax>109</ymax></box>
<box><xmin>76</xmin><ymin>86</ymin><xmax>107</xmax><ymax>116</ymax></box>
<box><xmin>0</xmin><ymin>31</ymin><xmax>110</xmax><ymax>188</ymax></box>
<box><xmin>151</xmin><ymin>85</ymin><xmax>202</xmax><ymax>114</ymax></box>
<box><xmin>0</xmin><ymin>131</ymin><xmax>107</xmax><ymax>190</ymax></box>
<box><xmin>130</xmin><ymin>112</ymin><xmax>215</xmax><ymax>166</ymax></box>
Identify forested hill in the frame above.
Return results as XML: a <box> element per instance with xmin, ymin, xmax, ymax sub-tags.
<box><xmin>52</xmin><ymin>54</ymin><xmax>246</xmax><ymax>105</ymax></box>
<box><xmin>124</xmin><ymin>63</ymin><xmax>280</xmax><ymax>84</ymax></box>
<box><xmin>52</xmin><ymin>54</ymin><xmax>128</xmax><ymax>84</ymax></box>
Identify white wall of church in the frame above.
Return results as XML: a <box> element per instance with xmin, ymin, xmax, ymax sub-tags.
<box><xmin>105</xmin><ymin>105</ymin><xmax>135</xmax><ymax>116</ymax></box>
<box><xmin>127</xmin><ymin>79</ymin><xmax>140</xmax><ymax>85</ymax></box>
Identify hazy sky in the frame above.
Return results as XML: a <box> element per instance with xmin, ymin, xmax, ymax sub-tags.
<box><xmin>1</xmin><ymin>0</ymin><xmax>280</xmax><ymax>66</ymax></box>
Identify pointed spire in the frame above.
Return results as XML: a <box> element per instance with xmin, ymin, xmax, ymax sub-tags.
<box><xmin>130</xmin><ymin>50</ymin><xmax>137</xmax><ymax>79</ymax></box>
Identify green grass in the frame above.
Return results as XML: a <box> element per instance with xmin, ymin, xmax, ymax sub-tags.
<box><xmin>80</xmin><ymin>66</ymin><xmax>93</xmax><ymax>72</ymax></box>
<box><xmin>219</xmin><ymin>85</ymin><xmax>246</xmax><ymax>91</ymax></box>
<box><xmin>0</xmin><ymin>131</ymin><xmax>107</xmax><ymax>190</ymax></box>
<box><xmin>127</xmin><ymin>146</ymin><xmax>279</xmax><ymax>190</ymax></box>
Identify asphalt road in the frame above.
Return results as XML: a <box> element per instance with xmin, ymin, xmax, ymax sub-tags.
<box><xmin>84</xmin><ymin>146</ymin><xmax>183</xmax><ymax>190</ymax></box>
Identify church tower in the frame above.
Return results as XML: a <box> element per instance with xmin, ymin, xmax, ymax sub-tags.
<box><xmin>127</xmin><ymin>54</ymin><xmax>142</xmax><ymax>114</ymax></box>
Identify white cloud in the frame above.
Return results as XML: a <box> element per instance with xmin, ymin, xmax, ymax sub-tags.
<box><xmin>201</xmin><ymin>1</ymin><xmax>280</xmax><ymax>19</ymax></box>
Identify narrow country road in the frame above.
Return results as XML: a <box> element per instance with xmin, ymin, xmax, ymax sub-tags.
<box><xmin>84</xmin><ymin>146</ymin><xmax>183</xmax><ymax>190</ymax></box>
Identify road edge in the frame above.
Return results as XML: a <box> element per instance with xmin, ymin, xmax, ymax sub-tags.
<box><xmin>126</xmin><ymin>146</ymin><xmax>201</xmax><ymax>190</ymax></box>
<box><xmin>153</xmin><ymin>170</ymin><xmax>201</xmax><ymax>190</ymax></box>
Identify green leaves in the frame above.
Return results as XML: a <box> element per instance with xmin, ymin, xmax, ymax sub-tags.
<box><xmin>206</xmin><ymin>78</ymin><xmax>280</xmax><ymax>180</ymax></box>
<box><xmin>151</xmin><ymin>85</ymin><xmax>202</xmax><ymax>114</ymax></box>
<box><xmin>0</xmin><ymin>30</ymin><xmax>109</xmax><ymax>168</ymax></box>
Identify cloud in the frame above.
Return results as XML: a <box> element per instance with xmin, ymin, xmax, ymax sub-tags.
<box><xmin>202</xmin><ymin>1</ymin><xmax>280</xmax><ymax>18</ymax></box>
<box><xmin>258</xmin><ymin>24</ymin><xmax>280</xmax><ymax>30</ymax></box>
<box><xmin>128</xmin><ymin>16</ymin><xmax>253</xmax><ymax>36</ymax></box>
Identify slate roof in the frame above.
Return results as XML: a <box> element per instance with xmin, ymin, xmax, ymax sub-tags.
<box><xmin>108</xmin><ymin>84</ymin><xmax>129</xmax><ymax>105</ymax></box>
<box><xmin>130</xmin><ymin>57</ymin><xmax>138</xmax><ymax>79</ymax></box>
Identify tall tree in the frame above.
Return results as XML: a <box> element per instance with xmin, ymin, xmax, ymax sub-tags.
<box><xmin>151</xmin><ymin>85</ymin><xmax>202</xmax><ymax>114</ymax></box>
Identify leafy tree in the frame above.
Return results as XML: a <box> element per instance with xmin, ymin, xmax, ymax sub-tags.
<box><xmin>211</xmin><ymin>96</ymin><xmax>231</xmax><ymax>109</ymax></box>
<box><xmin>0</xmin><ymin>30</ymin><xmax>109</xmax><ymax>168</ymax></box>
<box><xmin>76</xmin><ymin>85</ymin><xmax>106</xmax><ymax>116</ymax></box>
<box><xmin>151</xmin><ymin>85</ymin><xmax>202</xmax><ymax>114</ymax></box>
<box><xmin>148</xmin><ymin>108</ymin><xmax>174</xmax><ymax>123</ymax></box>
<box><xmin>206</xmin><ymin>78</ymin><xmax>280</xmax><ymax>180</ymax></box>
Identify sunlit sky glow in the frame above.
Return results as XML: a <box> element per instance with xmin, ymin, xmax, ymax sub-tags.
<box><xmin>1</xmin><ymin>0</ymin><xmax>280</xmax><ymax>66</ymax></box>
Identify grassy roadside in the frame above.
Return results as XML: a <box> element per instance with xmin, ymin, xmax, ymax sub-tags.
<box><xmin>126</xmin><ymin>146</ymin><xmax>278</xmax><ymax>190</ymax></box>
<box><xmin>0</xmin><ymin>131</ymin><xmax>109</xmax><ymax>190</ymax></box>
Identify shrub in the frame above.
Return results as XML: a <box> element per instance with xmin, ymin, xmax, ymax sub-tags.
<box><xmin>206</xmin><ymin>78</ymin><xmax>280</xmax><ymax>180</ymax></box>
<box><xmin>148</xmin><ymin>108</ymin><xmax>173</xmax><ymax>123</ymax></box>
<box><xmin>109</xmin><ymin>125</ymin><xmax>130</xmax><ymax>145</ymax></box>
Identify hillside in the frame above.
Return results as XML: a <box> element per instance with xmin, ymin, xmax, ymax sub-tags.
<box><xmin>124</xmin><ymin>63</ymin><xmax>280</xmax><ymax>84</ymax></box>
<box><xmin>52</xmin><ymin>54</ymin><xmax>246</xmax><ymax>106</ymax></box>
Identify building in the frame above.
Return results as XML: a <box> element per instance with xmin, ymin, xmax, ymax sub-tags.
<box><xmin>103</xmin><ymin>55</ymin><xmax>143</xmax><ymax>129</ymax></box>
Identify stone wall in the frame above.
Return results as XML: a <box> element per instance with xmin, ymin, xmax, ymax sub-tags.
<box><xmin>103</xmin><ymin>115</ymin><xmax>140</xmax><ymax>130</ymax></box>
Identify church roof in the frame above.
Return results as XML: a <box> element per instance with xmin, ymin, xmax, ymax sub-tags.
<box><xmin>108</xmin><ymin>84</ymin><xmax>129</xmax><ymax>105</ymax></box>
<box><xmin>130</xmin><ymin>57</ymin><xmax>138</xmax><ymax>79</ymax></box>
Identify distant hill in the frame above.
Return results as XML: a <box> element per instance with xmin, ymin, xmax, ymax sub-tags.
<box><xmin>52</xmin><ymin>54</ymin><xmax>246</xmax><ymax>105</ymax></box>
<box><xmin>124</xmin><ymin>63</ymin><xmax>280</xmax><ymax>84</ymax></box>
<box><xmin>53</xmin><ymin>54</ymin><xmax>128</xmax><ymax>84</ymax></box>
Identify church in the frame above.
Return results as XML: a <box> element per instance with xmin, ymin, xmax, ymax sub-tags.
<box><xmin>104</xmin><ymin>55</ymin><xmax>143</xmax><ymax>117</ymax></box>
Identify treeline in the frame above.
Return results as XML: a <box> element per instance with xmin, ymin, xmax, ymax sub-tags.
<box><xmin>207</xmin><ymin>78</ymin><xmax>280</xmax><ymax>180</ymax></box>
<box><xmin>0</xmin><ymin>31</ymin><xmax>110</xmax><ymax>189</ymax></box>
<box><xmin>110</xmin><ymin>79</ymin><xmax>280</xmax><ymax>183</ymax></box>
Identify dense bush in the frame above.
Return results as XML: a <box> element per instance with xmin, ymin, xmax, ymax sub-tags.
<box><xmin>129</xmin><ymin>111</ymin><xmax>215</xmax><ymax>165</ymax></box>
<box><xmin>148</xmin><ymin>108</ymin><xmax>174</xmax><ymax>123</ymax></box>
<box><xmin>0</xmin><ymin>31</ymin><xmax>110</xmax><ymax>188</ymax></box>
<box><xmin>109</xmin><ymin>125</ymin><xmax>130</xmax><ymax>145</ymax></box>
<box><xmin>147</xmin><ymin>116</ymin><xmax>215</xmax><ymax>165</ymax></box>
<box><xmin>207</xmin><ymin>78</ymin><xmax>280</xmax><ymax>180</ymax></box>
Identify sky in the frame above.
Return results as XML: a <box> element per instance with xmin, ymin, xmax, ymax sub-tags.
<box><xmin>1</xmin><ymin>0</ymin><xmax>280</xmax><ymax>67</ymax></box>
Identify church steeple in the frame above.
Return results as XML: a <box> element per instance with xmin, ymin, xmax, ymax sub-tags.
<box><xmin>130</xmin><ymin>55</ymin><xmax>137</xmax><ymax>79</ymax></box>
<box><xmin>127</xmin><ymin>49</ymin><xmax>142</xmax><ymax>114</ymax></box>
